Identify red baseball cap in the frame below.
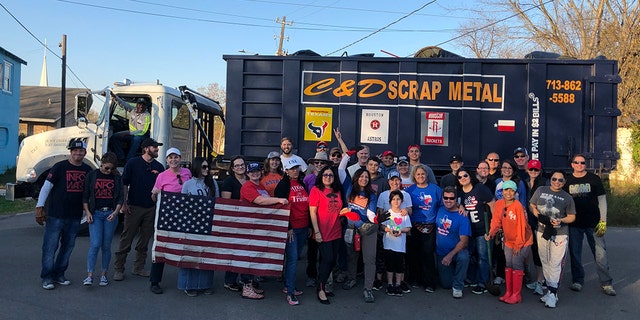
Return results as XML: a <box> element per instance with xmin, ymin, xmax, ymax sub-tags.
<box><xmin>382</xmin><ymin>150</ymin><xmax>395</xmax><ymax>158</ymax></box>
<box><xmin>527</xmin><ymin>159</ymin><xmax>542</xmax><ymax>170</ymax></box>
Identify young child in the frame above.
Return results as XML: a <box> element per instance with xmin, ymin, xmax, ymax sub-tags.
<box><xmin>381</xmin><ymin>190</ymin><xmax>412</xmax><ymax>296</ymax></box>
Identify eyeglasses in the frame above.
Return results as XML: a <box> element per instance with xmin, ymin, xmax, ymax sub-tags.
<box><xmin>501</xmin><ymin>166</ymin><xmax>513</xmax><ymax>170</ymax></box>
<box><xmin>443</xmin><ymin>196</ymin><xmax>456</xmax><ymax>200</ymax></box>
<box><xmin>201</xmin><ymin>165</ymin><xmax>209</xmax><ymax>169</ymax></box>
<box><xmin>313</xmin><ymin>161</ymin><xmax>326</xmax><ymax>165</ymax></box>
<box><xmin>103</xmin><ymin>166</ymin><xmax>114</xmax><ymax>171</ymax></box>
<box><xmin>322</xmin><ymin>173</ymin><xmax>334</xmax><ymax>178</ymax></box>
<box><xmin>572</xmin><ymin>161</ymin><xmax>586</xmax><ymax>165</ymax></box>
<box><xmin>487</xmin><ymin>158</ymin><xmax>499</xmax><ymax>162</ymax></box>
<box><xmin>514</xmin><ymin>154</ymin><xmax>527</xmax><ymax>158</ymax></box>
<box><xmin>176</xmin><ymin>174</ymin><xmax>183</xmax><ymax>185</ymax></box>
<box><xmin>233</xmin><ymin>163</ymin><xmax>246</xmax><ymax>168</ymax></box>
<box><xmin>528</xmin><ymin>168</ymin><xmax>540</xmax><ymax>172</ymax></box>
<box><xmin>457</xmin><ymin>174</ymin><xmax>469</xmax><ymax>180</ymax></box>
<box><xmin>551</xmin><ymin>177</ymin><xmax>565</xmax><ymax>183</ymax></box>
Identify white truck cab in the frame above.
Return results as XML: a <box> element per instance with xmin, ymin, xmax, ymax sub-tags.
<box><xmin>11</xmin><ymin>80</ymin><xmax>224</xmax><ymax>199</ymax></box>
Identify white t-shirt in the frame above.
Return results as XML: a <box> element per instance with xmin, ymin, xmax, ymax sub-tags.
<box><xmin>382</xmin><ymin>209</ymin><xmax>412</xmax><ymax>253</ymax></box>
<box><xmin>280</xmin><ymin>154</ymin><xmax>308</xmax><ymax>172</ymax></box>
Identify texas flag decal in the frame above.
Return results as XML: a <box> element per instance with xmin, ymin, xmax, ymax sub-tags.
<box><xmin>496</xmin><ymin>120</ymin><xmax>515</xmax><ymax>132</ymax></box>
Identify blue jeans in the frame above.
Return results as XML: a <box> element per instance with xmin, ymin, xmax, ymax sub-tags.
<box><xmin>87</xmin><ymin>209</ymin><xmax>119</xmax><ymax>273</ymax></box>
<box><xmin>178</xmin><ymin>268</ymin><xmax>214</xmax><ymax>290</ymax></box>
<box><xmin>41</xmin><ymin>216</ymin><xmax>81</xmax><ymax>281</ymax></box>
<box><xmin>568</xmin><ymin>226</ymin><xmax>613</xmax><ymax>286</ymax></box>
<box><xmin>110</xmin><ymin>132</ymin><xmax>146</xmax><ymax>161</ymax></box>
<box><xmin>285</xmin><ymin>228</ymin><xmax>307</xmax><ymax>293</ymax></box>
<box><xmin>467</xmin><ymin>236</ymin><xmax>490</xmax><ymax>287</ymax></box>
<box><xmin>437</xmin><ymin>250</ymin><xmax>469</xmax><ymax>290</ymax></box>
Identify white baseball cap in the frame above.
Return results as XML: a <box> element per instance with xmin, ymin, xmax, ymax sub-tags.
<box><xmin>166</xmin><ymin>147</ymin><xmax>181</xmax><ymax>157</ymax></box>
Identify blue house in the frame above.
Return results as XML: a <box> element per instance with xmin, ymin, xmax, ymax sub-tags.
<box><xmin>0</xmin><ymin>47</ymin><xmax>27</xmax><ymax>174</ymax></box>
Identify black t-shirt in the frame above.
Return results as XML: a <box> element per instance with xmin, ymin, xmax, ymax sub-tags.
<box><xmin>93</xmin><ymin>171</ymin><xmax>116</xmax><ymax>209</ymax></box>
<box><xmin>221</xmin><ymin>175</ymin><xmax>244</xmax><ymax>200</ymax></box>
<box><xmin>46</xmin><ymin>160</ymin><xmax>92</xmax><ymax>219</ymax></box>
<box><xmin>458</xmin><ymin>183</ymin><xmax>494</xmax><ymax>237</ymax></box>
<box><xmin>440</xmin><ymin>173</ymin><xmax>456</xmax><ymax>189</ymax></box>
<box><xmin>564</xmin><ymin>172</ymin><xmax>605</xmax><ymax>228</ymax></box>
<box><xmin>122</xmin><ymin>156</ymin><xmax>164</xmax><ymax>208</ymax></box>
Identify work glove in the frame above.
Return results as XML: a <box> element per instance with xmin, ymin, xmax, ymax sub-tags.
<box><xmin>35</xmin><ymin>207</ymin><xmax>47</xmax><ymax>225</ymax></box>
<box><xmin>537</xmin><ymin>214</ymin><xmax>552</xmax><ymax>226</ymax></box>
<box><xmin>595</xmin><ymin>220</ymin><xmax>607</xmax><ymax>237</ymax></box>
<box><xmin>375</xmin><ymin>211</ymin><xmax>391</xmax><ymax>224</ymax></box>
<box><xmin>346</xmin><ymin>149</ymin><xmax>357</xmax><ymax>157</ymax></box>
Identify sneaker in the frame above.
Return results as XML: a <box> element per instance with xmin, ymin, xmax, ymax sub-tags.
<box><xmin>526</xmin><ymin>281</ymin><xmax>537</xmax><ymax>290</ymax></box>
<box><xmin>184</xmin><ymin>289</ymin><xmax>199</xmax><ymax>297</ymax></box>
<box><xmin>251</xmin><ymin>282</ymin><xmax>264</xmax><ymax>294</ymax></box>
<box><xmin>393</xmin><ymin>285</ymin><xmax>403</xmax><ymax>297</ymax></box>
<box><xmin>286</xmin><ymin>294</ymin><xmax>300</xmax><ymax>306</ymax></box>
<box><xmin>363</xmin><ymin>289</ymin><xmax>375</xmax><ymax>303</ymax></box>
<box><xmin>464</xmin><ymin>280</ymin><xmax>477</xmax><ymax>287</ymax></box>
<box><xmin>471</xmin><ymin>285</ymin><xmax>486</xmax><ymax>295</ymax></box>
<box><xmin>545</xmin><ymin>293</ymin><xmax>558</xmax><ymax>308</ymax></box>
<box><xmin>342</xmin><ymin>279</ymin><xmax>357</xmax><ymax>290</ymax></box>
<box><xmin>570</xmin><ymin>283</ymin><xmax>583</xmax><ymax>292</ymax></box>
<box><xmin>372</xmin><ymin>279</ymin><xmax>384</xmax><ymax>291</ymax></box>
<box><xmin>452</xmin><ymin>288</ymin><xmax>463</xmax><ymax>299</ymax></box>
<box><xmin>534</xmin><ymin>282</ymin><xmax>544</xmax><ymax>295</ymax></box>
<box><xmin>83</xmin><ymin>276</ymin><xmax>93</xmax><ymax>286</ymax></box>
<box><xmin>99</xmin><ymin>275</ymin><xmax>109</xmax><ymax>287</ymax></box>
<box><xmin>335</xmin><ymin>271</ymin><xmax>347</xmax><ymax>283</ymax></box>
<box><xmin>224</xmin><ymin>282</ymin><xmax>240</xmax><ymax>292</ymax></box>
<box><xmin>132</xmin><ymin>269</ymin><xmax>150</xmax><ymax>277</ymax></box>
<box><xmin>282</xmin><ymin>287</ymin><xmax>303</xmax><ymax>296</ymax></box>
<box><xmin>386</xmin><ymin>284</ymin><xmax>394</xmax><ymax>296</ymax></box>
<box><xmin>150</xmin><ymin>284</ymin><xmax>163</xmax><ymax>294</ymax></box>
<box><xmin>54</xmin><ymin>277</ymin><xmax>71</xmax><ymax>286</ymax></box>
<box><xmin>540</xmin><ymin>291</ymin><xmax>550</xmax><ymax>303</ymax></box>
<box><xmin>42</xmin><ymin>280</ymin><xmax>55</xmax><ymax>290</ymax></box>
<box><xmin>602</xmin><ymin>285</ymin><xmax>617</xmax><ymax>296</ymax></box>
<box><xmin>424</xmin><ymin>286</ymin><xmax>435</xmax><ymax>293</ymax></box>
<box><xmin>306</xmin><ymin>277</ymin><xmax>317</xmax><ymax>287</ymax></box>
<box><xmin>241</xmin><ymin>284</ymin><xmax>264</xmax><ymax>300</ymax></box>
<box><xmin>400</xmin><ymin>281</ymin><xmax>411</xmax><ymax>293</ymax></box>
<box><xmin>113</xmin><ymin>271</ymin><xmax>124</xmax><ymax>281</ymax></box>
<box><xmin>493</xmin><ymin>276</ymin><xmax>505</xmax><ymax>285</ymax></box>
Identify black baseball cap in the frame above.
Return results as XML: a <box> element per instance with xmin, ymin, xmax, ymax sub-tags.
<box><xmin>141</xmin><ymin>138</ymin><xmax>163</xmax><ymax>149</ymax></box>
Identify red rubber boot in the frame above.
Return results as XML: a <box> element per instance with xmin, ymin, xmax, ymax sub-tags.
<box><xmin>499</xmin><ymin>268</ymin><xmax>513</xmax><ymax>302</ymax></box>
<box><xmin>504</xmin><ymin>269</ymin><xmax>524</xmax><ymax>304</ymax></box>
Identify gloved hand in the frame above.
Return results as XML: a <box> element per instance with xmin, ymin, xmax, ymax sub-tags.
<box><xmin>537</xmin><ymin>214</ymin><xmax>552</xmax><ymax>226</ymax></box>
<box><xmin>346</xmin><ymin>149</ymin><xmax>357</xmax><ymax>157</ymax></box>
<box><xmin>340</xmin><ymin>208</ymin><xmax>360</xmax><ymax>221</ymax></box>
<box><xmin>35</xmin><ymin>207</ymin><xmax>47</xmax><ymax>225</ymax></box>
<box><xmin>595</xmin><ymin>220</ymin><xmax>607</xmax><ymax>237</ymax></box>
<box><xmin>375</xmin><ymin>211</ymin><xmax>391</xmax><ymax>224</ymax></box>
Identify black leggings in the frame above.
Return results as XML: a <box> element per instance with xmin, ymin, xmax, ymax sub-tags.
<box><xmin>317</xmin><ymin>239</ymin><xmax>340</xmax><ymax>291</ymax></box>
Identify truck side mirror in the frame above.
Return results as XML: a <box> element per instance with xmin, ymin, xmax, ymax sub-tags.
<box><xmin>75</xmin><ymin>93</ymin><xmax>93</xmax><ymax>121</ymax></box>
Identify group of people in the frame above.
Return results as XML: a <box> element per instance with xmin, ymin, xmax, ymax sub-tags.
<box><xmin>35</xmin><ymin>130</ymin><xmax>616</xmax><ymax>309</ymax></box>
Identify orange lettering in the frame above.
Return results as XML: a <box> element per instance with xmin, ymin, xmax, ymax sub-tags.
<box><xmin>358</xmin><ymin>79</ymin><xmax>386</xmax><ymax>98</ymax></box>
<box><xmin>303</xmin><ymin>78</ymin><xmax>335</xmax><ymax>96</ymax></box>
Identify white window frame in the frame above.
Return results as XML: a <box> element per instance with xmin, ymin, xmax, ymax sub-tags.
<box><xmin>2</xmin><ymin>60</ymin><xmax>12</xmax><ymax>93</ymax></box>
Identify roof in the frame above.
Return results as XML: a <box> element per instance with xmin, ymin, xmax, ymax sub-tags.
<box><xmin>0</xmin><ymin>46</ymin><xmax>27</xmax><ymax>65</ymax></box>
<box><xmin>20</xmin><ymin>86</ymin><xmax>88</xmax><ymax>121</ymax></box>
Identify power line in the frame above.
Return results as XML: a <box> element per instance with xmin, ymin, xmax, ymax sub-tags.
<box><xmin>0</xmin><ymin>2</ymin><xmax>90</xmax><ymax>89</ymax></box>
<box><xmin>326</xmin><ymin>1</ymin><xmax>437</xmax><ymax>56</ymax></box>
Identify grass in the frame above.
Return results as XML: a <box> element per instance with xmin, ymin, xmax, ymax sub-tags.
<box><xmin>0</xmin><ymin>167</ymin><xmax>35</xmax><ymax>215</ymax></box>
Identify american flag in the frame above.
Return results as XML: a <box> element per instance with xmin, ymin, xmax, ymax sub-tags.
<box><xmin>152</xmin><ymin>192</ymin><xmax>290</xmax><ymax>277</ymax></box>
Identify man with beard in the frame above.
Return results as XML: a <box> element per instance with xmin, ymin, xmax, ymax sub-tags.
<box><xmin>280</xmin><ymin>137</ymin><xmax>308</xmax><ymax>172</ymax></box>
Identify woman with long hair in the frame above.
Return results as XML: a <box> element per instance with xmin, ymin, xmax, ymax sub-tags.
<box><xmin>456</xmin><ymin>167</ymin><xmax>495</xmax><ymax>294</ymax></box>
<box><xmin>261</xmin><ymin>151</ymin><xmax>284</xmax><ymax>196</ymax></box>
<box><xmin>524</xmin><ymin>159</ymin><xmax>548</xmax><ymax>295</ymax></box>
<box><xmin>309</xmin><ymin>165</ymin><xmax>344</xmax><ymax>304</ymax></box>
<box><xmin>178</xmin><ymin>157</ymin><xmax>219</xmax><ymax>297</ymax></box>
<box><xmin>220</xmin><ymin>155</ymin><xmax>247</xmax><ymax>291</ymax></box>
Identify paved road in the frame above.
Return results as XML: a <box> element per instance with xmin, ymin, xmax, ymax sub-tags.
<box><xmin>1</xmin><ymin>211</ymin><xmax>639</xmax><ymax>320</ymax></box>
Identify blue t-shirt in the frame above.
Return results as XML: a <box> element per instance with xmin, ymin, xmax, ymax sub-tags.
<box><xmin>435</xmin><ymin>207</ymin><xmax>472</xmax><ymax>256</ymax></box>
<box><xmin>405</xmin><ymin>183</ymin><xmax>442</xmax><ymax>224</ymax></box>
<box><xmin>122</xmin><ymin>156</ymin><xmax>164</xmax><ymax>208</ymax></box>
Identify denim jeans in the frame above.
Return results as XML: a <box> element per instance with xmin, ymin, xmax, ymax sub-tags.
<box><xmin>437</xmin><ymin>249</ymin><xmax>469</xmax><ymax>290</ymax></box>
<box><xmin>568</xmin><ymin>226</ymin><xmax>613</xmax><ymax>286</ymax></box>
<box><xmin>110</xmin><ymin>132</ymin><xmax>146</xmax><ymax>161</ymax></box>
<box><xmin>41</xmin><ymin>216</ymin><xmax>81</xmax><ymax>281</ymax></box>
<box><xmin>87</xmin><ymin>209</ymin><xmax>119</xmax><ymax>273</ymax></box>
<box><xmin>285</xmin><ymin>228</ymin><xmax>307</xmax><ymax>293</ymax></box>
<box><xmin>467</xmin><ymin>235</ymin><xmax>490</xmax><ymax>286</ymax></box>
<box><xmin>178</xmin><ymin>268</ymin><xmax>214</xmax><ymax>290</ymax></box>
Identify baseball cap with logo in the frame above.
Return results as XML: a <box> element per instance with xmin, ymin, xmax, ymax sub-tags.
<box><xmin>397</xmin><ymin>156</ymin><xmax>409</xmax><ymax>164</ymax></box>
<box><xmin>67</xmin><ymin>140</ymin><xmax>87</xmax><ymax>150</ymax></box>
<box><xmin>283</xmin><ymin>158</ymin><xmax>303</xmax><ymax>170</ymax></box>
<box><xmin>382</xmin><ymin>150</ymin><xmax>395</xmax><ymax>158</ymax></box>
<box><xmin>247</xmin><ymin>162</ymin><xmax>261</xmax><ymax>172</ymax></box>
<box><xmin>266</xmin><ymin>151</ymin><xmax>280</xmax><ymax>159</ymax></box>
<box><xmin>527</xmin><ymin>159</ymin><xmax>542</xmax><ymax>170</ymax></box>
<box><xmin>449</xmin><ymin>154</ymin><xmax>463</xmax><ymax>163</ymax></box>
<box><xmin>513</xmin><ymin>147</ymin><xmax>528</xmax><ymax>156</ymax></box>
<box><xmin>387</xmin><ymin>171</ymin><xmax>401</xmax><ymax>180</ymax></box>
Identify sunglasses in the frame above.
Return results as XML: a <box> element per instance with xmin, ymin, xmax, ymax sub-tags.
<box><xmin>313</xmin><ymin>161</ymin><xmax>326</xmax><ymax>165</ymax></box>
<box><xmin>457</xmin><ymin>173</ymin><xmax>469</xmax><ymax>179</ymax></box>
<box><xmin>322</xmin><ymin>173</ymin><xmax>334</xmax><ymax>178</ymax></box>
<box><xmin>514</xmin><ymin>154</ymin><xmax>527</xmax><ymax>158</ymax></box>
<box><xmin>551</xmin><ymin>177</ymin><xmax>565</xmax><ymax>183</ymax></box>
<box><xmin>528</xmin><ymin>168</ymin><xmax>540</xmax><ymax>172</ymax></box>
<box><xmin>572</xmin><ymin>161</ymin><xmax>586</xmax><ymax>165</ymax></box>
<box><xmin>331</xmin><ymin>153</ymin><xmax>341</xmax><ymax>158</ymax></box>
<box><xmin>487</xmin><ymin>158</ymin><xmax>499</xmax><ymax>162</ymax></box>
<box><xmin>317</xmin><ymin>145</ymin><xmax>327</xmax><ymax>150</ymax></box>
<box><xmin>103</xmin><ymin>166</ymin><xmax>114</xmax><ymax>171</ymax></box>
<box><xmin>176</xmin><ymin>174</ymin><xmax>183</xmax><ymax>185</ymax></box>
<box><xmin>202</xmin><ymin>165</ymin><xmax>209</xmax><ymax>169</ymax></box>
<box><xmin>443</xmin><ymin>196</ymin><xmax>456</xmax><ymax>200</ymax></box>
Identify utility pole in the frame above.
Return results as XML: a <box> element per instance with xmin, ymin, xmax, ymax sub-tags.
<box><xmin>275</xmin><ymin>16</ymin><xmax>292</xmax><ymax>56</ymax></box>
<box><xmin>59</xmin><ymin>34</ymin><xmax>67</xmax><ymax>128</ymax></box>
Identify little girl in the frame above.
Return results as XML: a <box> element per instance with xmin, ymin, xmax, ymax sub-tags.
<box><xmin>381</xmin><ymin>190</ymin><xmax>412</xmax><ymax>296</ymax></box>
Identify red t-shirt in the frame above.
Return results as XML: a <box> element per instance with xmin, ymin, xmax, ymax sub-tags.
<box><xmin>309</xmin><ymin>186</ymin><xmax>343</xmax><ymax>242</ymax></box>
<box><xmin>288</xmin><ymin>180</ymin><xmax>309</xmax><ymax>229</ymax></box>
<box><xmin>240</xmin><ymin>181</ymin><xmax>270</xmax><ymax>203</ymax></box>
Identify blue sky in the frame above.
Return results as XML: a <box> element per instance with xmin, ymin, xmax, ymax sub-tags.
<box><xmin>1</xmin><ymin>0</ymin><xmax>484</xmax><ymax>91</ymax></box>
